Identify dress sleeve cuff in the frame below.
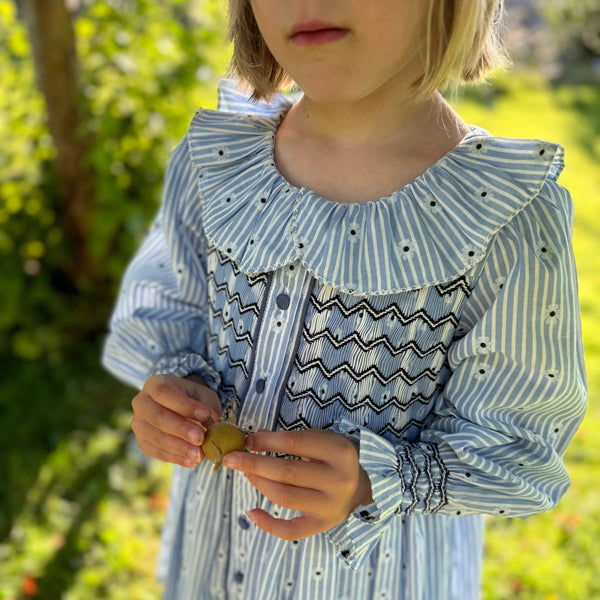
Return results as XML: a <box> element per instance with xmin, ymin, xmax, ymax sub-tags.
<box><xmin>326</xmin><ymin>418</ymin><xmax>404</xmax><ymax>569</ymax></box>
<box><xmin>150</xmin><ymin>351</ymin><xmax>222</xmax><ymax>393</ymax></box>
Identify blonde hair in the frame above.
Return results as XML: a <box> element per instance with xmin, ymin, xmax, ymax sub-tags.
<box><xmin>228</xmin><ymin>0</ymin><xmax>509</xmax><ymax>101</ymax></box>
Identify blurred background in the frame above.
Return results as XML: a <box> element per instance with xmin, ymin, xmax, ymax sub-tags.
<box><xmin>0</xmin><ymin>0</ymin><xmax>598</xmax><ymax>598</ymax></box>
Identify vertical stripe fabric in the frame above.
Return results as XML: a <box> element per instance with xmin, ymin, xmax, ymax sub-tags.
<box><xmin>102</xmin><ymin>80</ymin><xmax>587</xmax><ymax>599</ymax></box>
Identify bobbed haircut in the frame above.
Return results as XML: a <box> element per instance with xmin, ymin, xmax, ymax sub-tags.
<box><xmin>228</xmin><ymin>0</ymin><xmax>509</xmax><ymax>101</ymax></box>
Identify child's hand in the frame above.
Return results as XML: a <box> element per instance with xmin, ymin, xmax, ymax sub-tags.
<box><xmin>223</xmin><ymin>429</ymin><xmax>373</xmax><ymax>541</ymax></box>
<box><xmin>131</xmin><ymin>374</ymin><xmax>221</xmax><ymax>468</ymax></box>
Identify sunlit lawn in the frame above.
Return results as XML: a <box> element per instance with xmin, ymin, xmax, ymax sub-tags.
<box><xmin>454</xmin><ymin>71</ymin><xmax>600</xmax><ymax>600</ymax></box>
<box><xmin>1</xmin><ymin>72</ymin><xmax>598</xmax><ymax>600</ymax></box>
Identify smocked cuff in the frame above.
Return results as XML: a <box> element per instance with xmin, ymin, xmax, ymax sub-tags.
<box><xmin>326</xmin><ymin>418</ymin><xmax>404</xmax><ymax>569</ymax></box>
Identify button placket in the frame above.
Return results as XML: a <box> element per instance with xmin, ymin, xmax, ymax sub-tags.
<box><xmin>238</xmin><ymin>265</ymin><xmax>312</xmax><ymax>433</ymax></box>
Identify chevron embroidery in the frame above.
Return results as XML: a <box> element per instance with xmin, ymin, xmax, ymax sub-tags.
<box><xmin>208</xmin><ymin>274</ymin><xmax>261</xmax><ymax>317</ymax></box>
<box><xmin>277</xmin><ymin>415</ymin><xmax>335</xmax><ymax>432</ymax></box>
<box><xmin>208</xmin><ymin>305</ymin><xmax>255</xmax><ymax>345</ymax></box>
<box><xmin>310</xmin><ymin>295</ymin><xmax>459</xmax><ymax>330</ymax></box>
<box><xmin>208</xmin><ymin>244</ymin><xmax>269</xmax><ymax>288</ymax></box>
<box><xmin>284</xmin><ymin>386</ymin><xmax>441</xmax><ymax>413</ymax></box>
<box><xmin>435</xmin><ymin>276</ymin><xmax>472</xmax><ymax>298</ymax></box>
<box><xmin>293</xmin><ymin>356</ymin><xmax>439</xmax><ymax>385</ymax></box>
<box><xmin>302</xmin><ymin>326</ymin><xmax>448</xmax><ymax>358</ymax></box>
<box><xmin>207</xmin><ymin>333</ymin><xmax>249</xmax><ymax>378</ymax></box>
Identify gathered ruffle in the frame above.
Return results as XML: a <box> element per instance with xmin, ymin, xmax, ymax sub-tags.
<box><xmin>186</xmin><ymin>79</ymin><xmax>565</xmax><ymax>295</ymax></box>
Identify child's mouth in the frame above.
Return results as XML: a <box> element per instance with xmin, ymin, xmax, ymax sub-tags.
<box><xmin>290</xmin><ymin>22</ymin><xmax>349</xmax><ymax>46</ymax></box>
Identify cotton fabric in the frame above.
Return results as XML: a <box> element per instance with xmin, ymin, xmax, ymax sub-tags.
<box><xmin>102</xmin><ymin>80</ymin><xmax>587</xmax><ymax>600</ymax></box>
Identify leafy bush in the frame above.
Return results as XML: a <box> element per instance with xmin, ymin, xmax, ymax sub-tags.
<box><xmin>0</xmin><ymin>0</ymin><xmax>229</xmax><ymax>363</ymax></box>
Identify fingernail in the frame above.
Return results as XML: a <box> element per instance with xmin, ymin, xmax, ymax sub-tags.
<box><xmin>245</xmin><ymin>435</ymin><xmax>254</xmax><ymax>450</ymax></box>
<box><xmin>223</xmin><ymin>453</ymin><xmax>240</xmax><ymax>469</ymax></box>
<box><xmin>188</xmin><ymin>447</ymin><xmax>200</xmax><ymax>463</ymax></box>
<box><xmin>246</xmin><ymin>510</ymin><xmax>257</xmax><ymax>523</ymax></box>
<box><xmin>189</xmin><ymin>428</ymin><xmax>203</xmax><ymax>445</ymax></box>
<box><xmin>194</xmin><ymin>406</ymin><xmax>209</xmax><ymax>421</ymax></box>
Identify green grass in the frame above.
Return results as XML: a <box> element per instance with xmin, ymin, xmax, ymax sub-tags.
<box><xmin>1</xmin><ymin>72</ymin><xmax>598</xmax><ymax>599</ymax></box>
<box><xmin>453</xmin><ymin>71</ymin><xmax>600</xmax><ymax>600</ymax></box>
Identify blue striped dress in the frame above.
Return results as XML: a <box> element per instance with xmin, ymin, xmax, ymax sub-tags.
<box><xmin>102</xmin><ymin>79</ymin><xmax>587</xmax><ymax>600</ymax></box>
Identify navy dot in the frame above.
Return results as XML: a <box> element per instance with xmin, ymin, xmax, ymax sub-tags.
<box><xmin>233</xmin><ymin>571</ymin><xmax>244</xmax><ymax>584</ymax></box>
<box><xmin>255</xmin><ymin>379</ymin><xmax>266</xmax><ymax>394</ymax></box>
<box><xmin>260</xmin><ymin>197</ymin><xmax>267</xmax><ymax>203</ymax></box>
<box><xmin>476</xmin><ymin>143</ymin><xmax>483</xmax><ymax>150</ymax></box>
<box><xmin>276</xmin><ymin>294</ymin><xmax>290</xmax><ymax>310</ymax></box>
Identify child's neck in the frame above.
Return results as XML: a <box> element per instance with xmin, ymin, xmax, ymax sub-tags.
<box><xmin>293</xmin><ymin>89</ymin><xmax>449</xmax><ymax>147</ymax></box>
<box><xmin>274</xmin><ymin>86</ymin><xmax>470</xmax><ymax>204</ymax></box>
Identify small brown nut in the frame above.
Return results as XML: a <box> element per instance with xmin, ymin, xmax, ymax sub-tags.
<box><xmin>202</xmin><ymin>421</ymin><xmax>246</xmax><ymax>472</ymax></box>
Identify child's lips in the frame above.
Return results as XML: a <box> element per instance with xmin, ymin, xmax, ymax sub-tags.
<box><xmin>290</xmin><ymin>22</ymin><xmax>349</xmax><ymax>46</ymax></box>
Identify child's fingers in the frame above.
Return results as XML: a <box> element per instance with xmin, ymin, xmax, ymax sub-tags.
<box><xmin>138</xmin><ymin>437</ymin><xmax>202</xmax><ymax>468</ymax></box>
<box><xmin>244</xmin><ymin>473</ymin><xmax>325</xmax><ymax>513</ymax></box>
<box><xmin>245</xmin><ymin>509</ymin><xmax>321</xmax><ymax>542</ymax></box>
<box><xmin>132</xmin><ymin>417</ymin><xmax>202</xmax><ymax>465</ymax></box>
<box><xmin>133</xmin><ymin>392</ymin><xmax>206</xmax><ymax>445</ymax></box>
<box><xmin>142</xmin><ymin>374</ymin><xmax>217</xmax><ymax>422</ymax></box>
<box><xmin>246</xmin><ymin>429</ymin><xmax>355</xmax><ymax>463</ymax></box>
<box><xmin>224</xmin><ymin>451</ymin><xmax>331</xmax><ymax>488</ymax></box>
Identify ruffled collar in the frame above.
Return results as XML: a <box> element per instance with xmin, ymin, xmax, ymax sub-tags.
<box><xmin>186</xmin><ymin>79</ymin><xmax>565</xmax><ymax>295</ymax></box>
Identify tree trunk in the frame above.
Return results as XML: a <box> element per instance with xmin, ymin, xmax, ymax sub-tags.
<box><xmin>20</xmin><ymin>0</ymin><xmax>96</xmax><ymax>289</ymax></box>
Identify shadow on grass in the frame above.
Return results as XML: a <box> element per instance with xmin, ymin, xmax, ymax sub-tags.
<box><xmin>0</xmin><ymin>342</ymin><xmax>133</xmax><ymax>541</ymax></box>
<box><xmin>31</xmin><ymin>438</ymin><xmax>127</xmax><ymax>599</ymax></box>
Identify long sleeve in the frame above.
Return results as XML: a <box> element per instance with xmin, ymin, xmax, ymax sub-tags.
<box><xmin>102</xmin><ymin>134</ymin><xmax>220</xmax><ymax>392</ymax></box>
<box><xmin>328</xmin><ymin>179</ymin><xmax>587</xmax><ymax>567</ymax></box>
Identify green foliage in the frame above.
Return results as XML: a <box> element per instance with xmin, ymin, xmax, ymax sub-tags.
<box><xmin>0</xmin><ymin>0</ymin><xmax>229</xmax><ymax>363</ymax></box>
<box><xmin>538</xmin><ymin>0</ymin><xmax>600</xmax><ymax>57</ymax></box>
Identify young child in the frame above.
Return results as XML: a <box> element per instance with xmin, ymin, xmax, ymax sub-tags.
<box><xmin>102</xmin><ymin>1</ymin><xmax>587</xmax><ymax>598</ymax></box>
